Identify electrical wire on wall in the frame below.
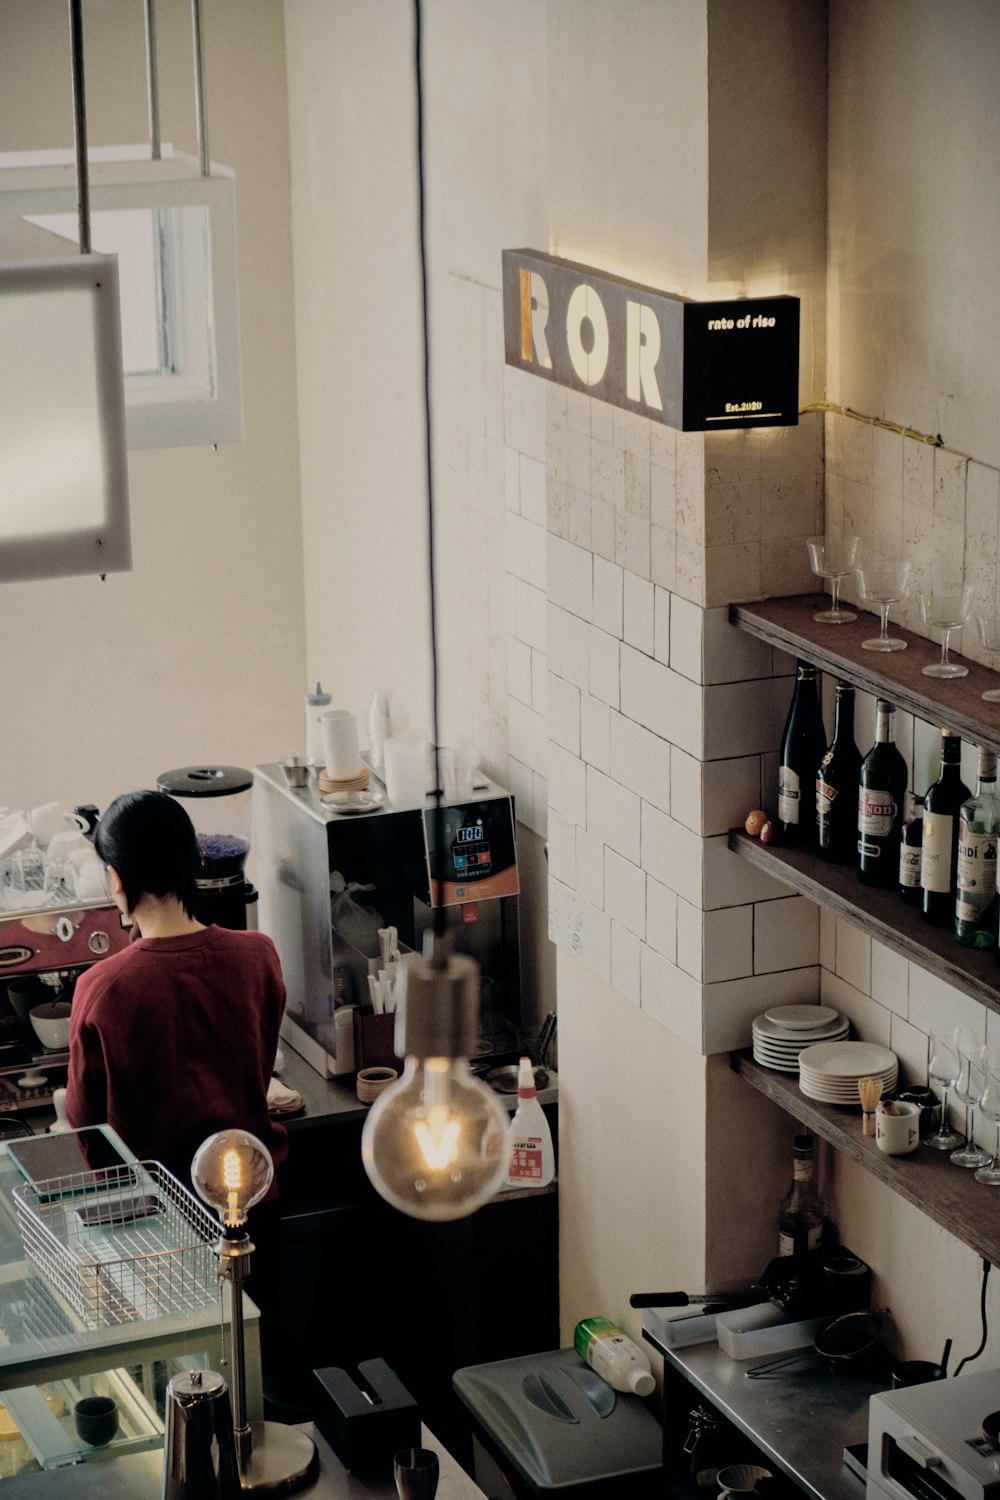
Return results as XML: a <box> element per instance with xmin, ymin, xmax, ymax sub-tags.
<box><xmin>952</xmin><ymin>1259</ymin><xmax>992</xmax><ymax>1378</ymax></box>
<box><xmin>799</xmin><ymin>399</ymin><xmax>943</xmax><ymax>448</ymax></box>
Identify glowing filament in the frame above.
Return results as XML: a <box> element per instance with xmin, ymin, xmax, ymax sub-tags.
<box><xmin>414</xmin><ymin>1106</ymin><xmax>461</xmax><ymax>1170</ymax></box>
<box><xmin>223</xmin><ymin>1147</ymin><xmax>243</xmax><ymax>1225</ymax></box>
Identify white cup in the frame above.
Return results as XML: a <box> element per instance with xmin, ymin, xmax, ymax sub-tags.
<box><xmin>383</xmin><ymin>731</ymin><xmax>430</xmax><ymax>806</ymax></box>
<box><xmin>875</xmin><ymin>1099</ymin><xmax>921</xmax><ymax>1156</ymax></box>
<box><xmin>439</xmin><ymin>745</ymin><xmax>479</xmax><ymax>802</ymax></box>
<box><xmin>30</xmin><ymin>803</ymin><xmax>88</xmax><ymax>850</ymax></box>
<box><xmin>320</xmin><ymin>709</ymin><xmax>362</xmax><ymax>780</ymax></box>
<box><xmin>46</xmin><ymin>830</ymin><xmax>92</xmax><ymax>866</ymax></box>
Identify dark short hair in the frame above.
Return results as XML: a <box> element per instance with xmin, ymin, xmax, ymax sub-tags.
<box><xmin>95</xmin><ymin>790</ymin><xmax>200</xmax><ymax>919</ymax></box>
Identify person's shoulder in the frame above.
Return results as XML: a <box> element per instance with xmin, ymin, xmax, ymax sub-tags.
<box><xmin>73</xmin><ymin>943</ymin><xmax>142</xmax><ymax>1006</ymax></box>
<box><xmin>208</xmin><ymin>927</ymin><xmax>280</xmax><ymax>964</ymax></box>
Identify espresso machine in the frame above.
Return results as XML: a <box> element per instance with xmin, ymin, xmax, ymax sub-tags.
<box><xmin>253</xmin><ymin>763</ymin><xmax>522</xmax><ymax>1077</ymax></box>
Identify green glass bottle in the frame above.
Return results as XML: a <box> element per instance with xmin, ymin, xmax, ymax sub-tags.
<box><xmin>955</xmin><ymin>747</ymin><xmax>1000</xmax><ymax>948</ymax></box>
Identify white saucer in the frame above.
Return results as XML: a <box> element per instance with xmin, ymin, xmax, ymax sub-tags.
<box><xmin>764</xmin><ymin>1004</ymin><xmax>841</xmax><ymax>1031</ymax></box>
<box><xmin>798</xmin><ymin>1040</ymin><xmax>897</xmax><ymax>1078</ymax></box>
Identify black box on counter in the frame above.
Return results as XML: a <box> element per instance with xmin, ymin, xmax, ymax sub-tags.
<box><xmin>313</xmin><ymin>1356</ymin><xmax>420</xmax><ymax>1473</ymax></box>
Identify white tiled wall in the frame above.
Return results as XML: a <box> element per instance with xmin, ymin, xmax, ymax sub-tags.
<box><xmin>495</xmin><ymin>294</ymin><xmax>1000</xmax><ymax>1075</ymax></box>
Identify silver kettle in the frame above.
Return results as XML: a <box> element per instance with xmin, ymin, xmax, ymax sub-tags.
<box><xmin>162</xmin><ymin>1369</ymin><xmax>240</xmax><ymax>1500</ymax></box>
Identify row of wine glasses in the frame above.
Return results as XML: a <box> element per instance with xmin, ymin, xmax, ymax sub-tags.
<box><xmin>927</xmin><ymin>1030</ymin><xmax>1000</xmax><ymax>1183</ymax></box>
<box><xmin>807</xmin><ymin>535</ymin><xmax>1000</xmax><ymax>693</ymax></box>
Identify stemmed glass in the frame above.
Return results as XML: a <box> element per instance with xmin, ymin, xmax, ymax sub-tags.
<box><xmin>917</xmin><ymin>587</ymin><xmax>976</xmax><ymax>678</ymax></box>
<box><xmin>950</xmin><ymin>1041</ymin><xmax>989</xmax><ymax>1167</ymax></box>
<box><xmin>854</xmin><ymin>560</ymin><xmax>913</xmax><ymax>652</ymax></box>
<box><xmin>975</xmin><ymin>616</ymin><xmax>1000</xmax><ymax>702</ymax></box>
<box><xmin>925</xmin><ymin>1030</ymin><xmax>966</xmax><ymax>1151</ymax></box>
<box><xmin>974</xmin><ymin>1060</ymin><xmax>1000</xmax><ymax>1184</ymax></box>
<box><xmin>806</xmin><ymin>535</ymin><xmax>860</xmax><ymax>623</ymax></box>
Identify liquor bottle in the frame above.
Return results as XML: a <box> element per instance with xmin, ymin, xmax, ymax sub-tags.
<box><xmin>921</xmin><ymin>730</ymin><xmax>972</xmax><ymax>926</ymax></box>
<box><xmin>858</xmin><ymin>700</ymin><xmax>908</xmax><ymax>887</ymax></box>
<box><xmin>898</xmin><ymin>793</ymin><xmax>924</xmax><ymax>905</ymax></box>
<box><xmin>778</xmin><ymin>661</ymin><xmax>826</xmax><ymax>844</ymax></box>
<box><xmin>817</xmin><ymin>683</ymin><xmax>862</xmax><ymax>863</ymax></box>
<box><xmin>955</xmin><ymin>748</ymin><xmax>1000</xmax><ymax>948</ymax></box>
<box><xmin>777</xmin><ymin>1133</ymin><xmax>825</xmax><ymax>1258</ymax></box>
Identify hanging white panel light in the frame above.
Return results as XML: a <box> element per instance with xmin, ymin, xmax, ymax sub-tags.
<box><xmin>0</xmin><ymin>253</ymin><xmax>131</xmax><ymax>582</ymax></box>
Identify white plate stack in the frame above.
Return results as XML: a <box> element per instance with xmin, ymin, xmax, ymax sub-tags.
<box><xmin>751</xmin><ymin>1005</ymin><xmax>849</xmax><ymax>1071</ymax></box>
<box><xmin>798</xmin><ymin>1040</ymin><xmax>898</xmax><ymax>1104</ymax></box>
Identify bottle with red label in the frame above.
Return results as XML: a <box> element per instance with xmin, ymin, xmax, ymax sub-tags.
<box><xmin>506</xmin><ymin>1056</ymin><xmax>555</xmax><ymax>1188</ymax></box>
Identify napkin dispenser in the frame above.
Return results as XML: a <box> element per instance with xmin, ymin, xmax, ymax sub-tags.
<box><xmin>313</xmin><ymin>1357</ymin><xmax>420</xmax><ymax>1473</ymax></box>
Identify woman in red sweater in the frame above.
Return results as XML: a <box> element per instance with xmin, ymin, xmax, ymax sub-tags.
<box><xmin>66</xmin><ymin>788</ymin><xmax>287</xmax><ymax>1369</ymax></box>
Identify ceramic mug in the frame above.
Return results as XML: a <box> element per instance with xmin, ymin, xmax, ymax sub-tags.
<box><xmin>30</xmin><ymin>804</ymin><xmax>88</xmax><ymax>850</ymax></box>
<box><xmin>74</xmin><ymin>1395</ymin><xmax>119</xmax><ymax>1447</ymax></box>
<box><xmin>875</xmin><ymin>1099</ymin><xmax>921</xmax><ymax>1156</ymax></box>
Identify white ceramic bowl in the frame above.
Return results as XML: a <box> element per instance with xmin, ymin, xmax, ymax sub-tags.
<box><xmin>29</xmin><ymin>1001</ymin><xmax>72</xmax><ymax>1051</ymax></box>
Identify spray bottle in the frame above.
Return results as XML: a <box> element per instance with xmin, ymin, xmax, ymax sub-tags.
<box><xmin>506</xmin><ymin>1056</ymin><xmax>555</xmax><ymax>1188</ymax></box>
<box><xmin>574</xmin><ymin>1317</ymin><xmax>655</xmax><ymax>1396</ymax></box>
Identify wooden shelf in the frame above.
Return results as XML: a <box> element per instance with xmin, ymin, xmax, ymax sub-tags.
<box><xmin>730</xmin><ymin>593</ymin><xmax>1000</xmax><ymax>750</ymax></box>
<box><xmin>733</xmin><ymin>1050</ymin><xmax>1000</xmax><ymax>1267</ymax></box>
<box><xmin>728</xmin><ymin>828</ymin><xmax>1000</xmax><ymax>1013</ymax></box>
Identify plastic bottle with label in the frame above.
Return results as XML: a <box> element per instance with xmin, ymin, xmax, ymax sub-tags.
<box><xmin>573</xmin><ymin>1317</ymin><xmax>656</xmax><ymax>1396</ymax></box>
<box><xmin>305</xmin><ymin>682</ymin><xmax>332</xmax><ymax>766</ymax></box>
<box><xmin>506</xmin><ymin>1056</ymin><xmax>555</xmax><ymax>1188</ymax></box>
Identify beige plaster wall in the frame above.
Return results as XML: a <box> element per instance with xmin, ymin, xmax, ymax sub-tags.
<box><xmin>0</xmin><ymin>0</ymin><xmax>304</xmax><ymax>809</ymax></box>
<box><xmin>828</xmin><ymin>0</ymin><xmax>1000</xmax><ymax>471</ymax></box>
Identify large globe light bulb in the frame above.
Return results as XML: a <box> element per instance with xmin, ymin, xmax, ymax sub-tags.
<box><xmin>361</xmin><ymin>938</ymin><xmax>510</xmax><ymax>1221</ymax></box>
<box><xmin>191</xmin><ymin>1128</ymin><xmax>274</xmax><ymax>1229</ymax></box>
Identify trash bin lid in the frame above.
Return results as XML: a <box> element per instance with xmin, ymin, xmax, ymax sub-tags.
<box><xmin>453</xmin><ymin>1348</ymin><xmax>661</xmax><ymax>1494</ymax></box>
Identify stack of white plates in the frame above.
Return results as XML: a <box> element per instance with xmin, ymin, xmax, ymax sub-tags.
<box><xmin>752</xmin><ymin>1005</ymin><xmax>849</xmax><ymax>1071</ymax></box>
<box><xmin>798</xmin><ymin>1040</ymin><xmax>898</xmax><ymax>1104</ymax></box>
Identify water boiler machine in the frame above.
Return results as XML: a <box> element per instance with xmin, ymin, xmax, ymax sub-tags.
<box><xmin>252</xmin><ymin>763</ymin><xmax>522</xmax><ymax>1076</ymax></box>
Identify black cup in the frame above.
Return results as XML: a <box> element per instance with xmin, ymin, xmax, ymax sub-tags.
<box><xmin>891</xmin><ymin>1360</ymin><xmax>946</xmax><ymax>1389</ymax></box>
<box><xmin>74</xmin><ymin>1395</ymin><xmax>119</xmax><ymax>1446</ymax></box>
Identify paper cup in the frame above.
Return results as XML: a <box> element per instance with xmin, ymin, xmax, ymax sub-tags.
<box><xmin>321</xmin><ymin>709</ymin><xmax>361</xmax><ymax>779</ymax></box>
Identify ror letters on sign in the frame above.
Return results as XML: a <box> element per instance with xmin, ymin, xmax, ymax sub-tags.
<box><xmin>502</xmin><ymin>249</ymin><xmax>799</xmax><ymax>432</ymax></box>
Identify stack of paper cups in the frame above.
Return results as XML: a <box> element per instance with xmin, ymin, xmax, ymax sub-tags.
<box><xmin>321</xmin><ymin>709</ymin><xmax>361</xmax><ymax>779</ymax></box>
<box><xmin>383</xmin><ymin>730</ymin><xmax>429</xmax><ymax>805</ymax></box>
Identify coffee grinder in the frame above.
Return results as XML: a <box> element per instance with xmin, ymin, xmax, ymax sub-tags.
<box><xmin>157</xmin><ymin>766</ymin><xmax>258</xmax><ymax>930</ymax></box>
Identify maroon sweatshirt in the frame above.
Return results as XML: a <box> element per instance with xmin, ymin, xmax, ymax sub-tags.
<box><xmin>66</xmin><ymin>925</ymin><xmax>288</xmax><ymax>1195</ymax></box>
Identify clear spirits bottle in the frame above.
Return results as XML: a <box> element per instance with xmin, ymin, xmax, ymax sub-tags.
<box><xmin>955</xmin><ymin>748</ymin><xmax>1000</xmax><ymax>948</ymax></box>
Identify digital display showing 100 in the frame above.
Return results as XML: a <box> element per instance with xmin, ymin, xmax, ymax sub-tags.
<box><xmin>456</xmin><ymin>824</ymin><xmax>484</xmax><ymax>844</ymax></box>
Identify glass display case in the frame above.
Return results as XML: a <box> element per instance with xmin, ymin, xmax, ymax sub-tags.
<box><xmin>0</xmin><ymin>1126</ymin><xmax>262</xmax><ymax>1477</ymax></box>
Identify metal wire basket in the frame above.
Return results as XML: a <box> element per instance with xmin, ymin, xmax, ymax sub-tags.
<box><xmin>13</xmin><ymin>1161</ymin><xmax>221</xmax><ymax>1330</ymax></box>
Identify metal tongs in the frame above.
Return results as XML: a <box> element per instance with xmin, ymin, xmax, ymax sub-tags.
<box><xmin>534</xmin><ymin>1011</ymin><xmax>557</xmax><ymax>1070</ymax></box>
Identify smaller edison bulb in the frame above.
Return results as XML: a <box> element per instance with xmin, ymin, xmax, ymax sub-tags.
<box><xmin>191</xmin><ymin>1128</ymin><xmax>274</xmax><ymax>1230</ymax></box>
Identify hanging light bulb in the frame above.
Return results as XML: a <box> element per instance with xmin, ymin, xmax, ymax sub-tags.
<box><xmin>191</xmin><ymin>1128</ymin><xmax>274</xmax><ymax>1230</ymax></box>
<box><xmin>362</xmin><ymin>933</ymin><xmax>511</xmax><ymax>1221</ymax></box>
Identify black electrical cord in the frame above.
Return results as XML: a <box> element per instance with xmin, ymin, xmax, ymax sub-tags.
<box><xmin>412</xmin><ymin>0</ymin><xmax>447</xmax><ymax>946</ymax></box>
<box><xmin>953</xmin><ymin>1258</ymin><xmax>991</xmax><ymax>1377</ymax></box>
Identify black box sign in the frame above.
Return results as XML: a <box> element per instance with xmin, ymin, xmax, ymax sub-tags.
<box><xmin>502</xmin><ymin>248</ymin><xmax>799</xmax><ymax>431</ymax></box>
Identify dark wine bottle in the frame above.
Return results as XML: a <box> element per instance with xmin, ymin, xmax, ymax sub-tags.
<box><xmin>778</xmin><ymin>661</ymin><xmax>826</xmax><ymax>844</ymax></box>
<box><xmin>921</xmin><ymin>729</ymin><xmax>972</xmax><ymax>926</ymax></box>
<box><xmin>817</xmin><ymin>683</ymin><xmax>862</xmax><ymax>863</ymax></box>
<box><xmin>858</xmin><ymin>699</ymin><xmax>908</xmax><ymax>887</ymax></box>
<box><xmin>777</xmin><ymin>1133</ymin><xmax>825</xmax><ymax>1258</ymax></box>
<box><xmin>898</xmin><ymin>793</ymin><xmax>924</xmax><ymax>905</ymax></box>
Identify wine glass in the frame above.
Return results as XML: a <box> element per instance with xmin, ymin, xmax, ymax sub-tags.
<box><xmin>806</xmin><ymin>535</ymin><xmax>860</xmax><ymax>623</ymax></box>
<box><xmin>975</xmin><ymin>616</ymin><xmax>1000</xmax><ymax>702</ymax></box>
<box><xmin>925</xmin><ymin>1030</ymin><xmax>966</xmax><ymax>1151</ymax></box>
<box><xmin>854</xmin><ymin>560</ymin><xmax>913</xmax><ymax>652</ymax></box>
<box><xmin>917</xmin><ymin>587</ymin><xmax>976</xmax><ymax>678</ymax></box>
<box><xmin>974</xmin><ymin>1059</ymin><xmax>1000</xmax><ymax>1185</ymax></box>
<box><xmin>950</xmin><ymin>1040</ymin><xmax>989</xmax><ymax>1167</ymax></box>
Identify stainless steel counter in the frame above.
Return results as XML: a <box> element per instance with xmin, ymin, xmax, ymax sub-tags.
<box><xmin>0</xmin><ymin>1422</ymin><xmax>486</xmax><ymax>1497</ymax></box>
<box><xmin>277</xmin><ymin>1039</ymin><xmax>559</xmax><ymax>1132</ymax></box>
<box><xmin>645</xmin><ymin>1325</ymin><xmax>877</xmax><ymax>1500</ymax></box>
